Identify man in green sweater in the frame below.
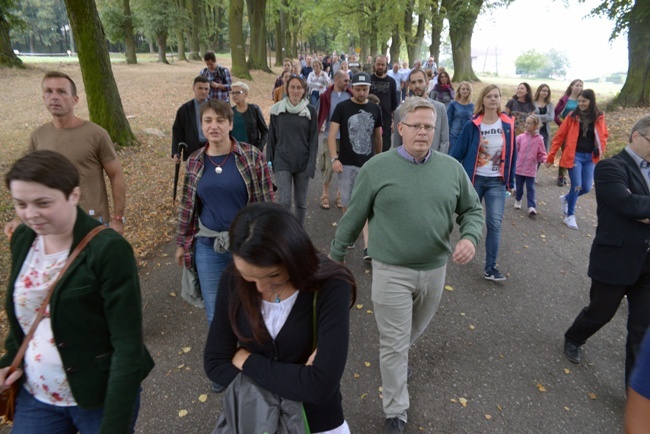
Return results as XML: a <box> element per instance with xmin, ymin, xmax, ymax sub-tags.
<box><xmin>330</xmin><ymin>97</ymin><xmax>484</xmax><ymax>434</ymax></box>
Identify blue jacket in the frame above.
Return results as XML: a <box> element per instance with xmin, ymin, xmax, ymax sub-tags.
<box><xmin>451</xmin><ymin>113</ymin><xmax>516</xmax><ymax>189</ymax></box>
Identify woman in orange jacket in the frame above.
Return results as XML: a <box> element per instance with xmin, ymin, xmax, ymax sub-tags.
<box><xmin>547</xmin><ymin>89</ymin><xmax>608</xmax><ymax>230</ymax></box>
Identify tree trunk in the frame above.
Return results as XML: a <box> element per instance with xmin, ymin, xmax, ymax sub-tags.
<box><xmin>246</xmin><ymin>0</ymin><xmax>271</xmax><ymax>72</ymax></box>
<box><xmin>63</xmin><ymin>0</ymin><xmax>137</xmax><ymax>147</ymax></box>
<box><xmin>446</xmin><ymin>0</ymin><xmax>481</xmax><ymax>82</ymax></box>
<box><xmin>0</xmin><ymin>12</ymin><xmax>23</xmax><ymax>68</ymax></box>
<box><xmin>229</xmin><ymin>0</ymin><xmax>251</xmax><ymax>79</ymax></box>
<box><xmin>189</xmin><ymin>0</ymin><xmax>201</xmax><ymax>60</ymax></box>
<box><xmin>407</xmin><ymin>13</ymin><xmax>425</xmax><ymax>63</ymax></box>
<box><xmin>157</xmin><ymin>32</ymin><xmax>169</xmax><ymax>63</ymax></box>
<box><xmin>429</xmin><ymin>0</ymin><xmax>444</xmax><ymax>63</ymax></box>
<box><xmin>615</xmin><ymin>0</ymin><xmax>650</xmax><ymax>107</ymax></box>
<box><xmin>176</xmin><ymin>29</ymin><xmax>188</xmax><ymax>61</ymax></box>
<box><xmin>274</xmin><ymin>18</ymin><xmax>284</xmax><ymax>66</ymax></box>
<box><xmin>389</xmin><ymin>23</ymin><xmax>400</xmax><ymax>66</ymax></box>
<box><xmin>123</xmin><ymin>0</ymin><xmax>137</xmax><ymax>64</ymax></box>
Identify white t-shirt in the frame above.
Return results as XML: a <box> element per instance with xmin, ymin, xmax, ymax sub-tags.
<box><xmin>475</xmin><ymin>119</ymin><xmax>504</xmax><ymax>177</ymax></box>
<box><xmin>14</xmin><ymin>236</ymin><xmax>76</xmax><ymax>406</ymax></box>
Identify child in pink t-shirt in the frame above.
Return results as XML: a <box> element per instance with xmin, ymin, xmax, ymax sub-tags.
<box><xmin>514</xmin><ymin>115</ymin><xmax>547</xmax><ymax>216</ymax></box>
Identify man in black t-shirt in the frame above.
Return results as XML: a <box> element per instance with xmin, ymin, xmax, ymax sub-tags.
<box><xmin>370</xmin><ymin>55</ymin><xmax>398</xmax><ymax>152</ymax></box>
<box><xmin>328</xmin><ymin>72</ymin><xmax>382</xmax><ymax>259</ymax></box>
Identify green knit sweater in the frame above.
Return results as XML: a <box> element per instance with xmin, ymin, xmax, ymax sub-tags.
<box><xmin>330</xmin><ymin>149</ymin><xmax>484</xmax><ymax>270</ymax></box>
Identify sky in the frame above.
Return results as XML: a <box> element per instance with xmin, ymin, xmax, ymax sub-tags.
<box><xmin>470</xmin><ymin>0</ymin><xmax>628</xmax><ymax>79</ymax></box>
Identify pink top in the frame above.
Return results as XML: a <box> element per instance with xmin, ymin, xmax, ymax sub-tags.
<box><xmin>515</xmin><ymin>131</ymin><xmax>547</xmax><ymax>177</ymax></box>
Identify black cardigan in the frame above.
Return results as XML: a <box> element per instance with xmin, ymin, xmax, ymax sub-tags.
<box><xmin>204</xmin><ymin>265</ymin><xmax>351</xmax><ymax>432</ymax></box>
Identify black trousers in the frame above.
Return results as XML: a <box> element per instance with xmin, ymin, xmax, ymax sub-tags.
<box><xmin>565</xmin><ymin>253</ymin><xmax>650</xmax><ymax>385</ymax></box>
<box><xmin>382</xmin><ymin>131</ymin><xmax>392</xmax><ymax>153</ymax></box>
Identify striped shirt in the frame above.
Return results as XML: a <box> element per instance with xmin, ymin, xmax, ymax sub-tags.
<box><xmin>176</xmin><ymin>139</ymin><xmax>274</xmax><ymax>268</ymax></box>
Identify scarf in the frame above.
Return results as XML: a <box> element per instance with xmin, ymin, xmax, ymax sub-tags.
<box><xmin>270</xmin><ymin>97</ymin><xmax>311</xmax><ymax>119</ymax></box>
<box><xmin>577</xmin><ymin>110</ymin><xmax>593</xmax><ymax>138</ymax></box>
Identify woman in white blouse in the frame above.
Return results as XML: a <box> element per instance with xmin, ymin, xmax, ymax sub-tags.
<box><xmin>307</xmin><ymin>60</ymin><xmax>330</xmax><ymax>110</ymax></box>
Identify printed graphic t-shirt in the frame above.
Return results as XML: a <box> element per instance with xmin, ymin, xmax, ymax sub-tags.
<box><xmin>475</xmin><ymin>119</ymin><xmax>504</xmax><ymax>178</ymax></box>
<box><xmin>331</xmin><ymin>99</ymin><xmax>382</xmax><ymax>167</ymax></box>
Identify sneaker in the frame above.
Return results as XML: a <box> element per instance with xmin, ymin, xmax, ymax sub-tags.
<box><xmin>347</xmin><ymin>243</ymin><xmax>355</xmax><ymax>249</ymax></box>
<box><xmin>385</xmin><ymin>417</ymin><xmax>407</xmax><ymax>434</ymax></box>
<box><xmin>557</xmin><ymin>175</ymin><xmax>565</xmax><ymax>186</ymax></box>
<box><xmin>559</xmin><ymin>195</ymin><xmax>568</xmax><ymax>215</ymax></box>
<box><xmin>363</xmin><ymin>248</ymin><xmax>371</xmax><ymax>261</ymax></box>
<box><xmin>528</xmin><ymin>207</ymin><xmax>537</xmax><ymax>216</ymax></box>
<box><xmin>564</xmin><ymin>215</ymin><xmax>578</xmax><ymax>230</ymax></box>
<box><xmin>484</xmin><ymin>269</ymin><xmax>506</xmax><ymax>281</ymax></box>
<box><xmin>514</xmin><ymin>200</ymin><xmax>522</xmax><ymax>210</ymax></box>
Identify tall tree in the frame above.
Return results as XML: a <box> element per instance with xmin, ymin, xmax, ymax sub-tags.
<box><xmin>63</xmin><ymin>0</ymin><xmax>137</xmax><ymax>146</ymax></box>
<box><xmin>585</xmin><ymin>0</ymin><xmax>649</xmax><ymax>107</ymax></box>
<box><xmin>246</xmin><ymin>0</ymin><xmax>271</xmax><ymax>71</ymax></box>
<box><xmin>122</xmin><ymin>0</ymin><xmax>137</xmax><ymax>63</ymax></box>
<box><xmin>442</xmin><ymin>0</ymin><xmax>482</xmax><ymax>82</ymax></box>
<box><xmin>229</xmin><ymin>0</ymin><xmax>251</xmax><ymax>78</ymax></box>
<box><xmin>389</xmin><ymin>23</ymin><xmax>400</xmax><ymax>65</ymax></box>
<box><xmin>428</xmin><ymin>0</ymin><xmax>445</xmax><ymax>63</ymax></box>
<box><xmin>0</xmin><ymin>0</ymin><xmax>24</xmax><ymax>67</ymax></box>
<box><xmin>135</xmin><ymin>0</ymin><xmax>176</xmax><ymax>63</ymax></box>
<box><xmin>189</xmin><ymin>0</ymin><xmax>200</xmax><ymax>60</ymax></box>
<box><xmin>174</xmin><ymin>0</ymin><xmax>188</xmax><ymax>61</ymax></box>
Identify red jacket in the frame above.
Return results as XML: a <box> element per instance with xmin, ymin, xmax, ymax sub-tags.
<box><xmin>548</xmin><ymin>113</ymin><xmax>608</xmax><ymax>169</ymax></box>
<box><xmin>317</xmin><ymin>84</ymin><xmax>353</xmax><ymax>131</ymax></box>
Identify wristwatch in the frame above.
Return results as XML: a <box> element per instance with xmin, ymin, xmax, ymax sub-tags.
<box><xmin>330</xmin><ymin>157</ymin><xmax>339</xmax><ymax>163</ymax></box>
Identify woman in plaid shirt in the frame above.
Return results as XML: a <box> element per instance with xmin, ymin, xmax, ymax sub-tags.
<box><xmin>175</xmin><ymin>100</ymin><xmax>274</xmax><ymax>373</ymax></box>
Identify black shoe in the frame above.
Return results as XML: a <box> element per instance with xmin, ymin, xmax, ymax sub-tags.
<box><xmin>211</xmin><ymin>382</ymin><xmax>225</xmax><ymax>393</ymax></box>
<box><xmin>564</xmin><ymin>339</ymin><xmax>581</xmax><ymax>364</ymax></box>
<box><xmin>484</xmin><ymin>269</ymin><xmax>506</xmax><ymax>281</ymax></box>
<box><xmin>557</xmin><ymin>176</ymin><xmax>565</xmax><ymax>187</ymax></box>
<box><xmin>363</xmin><ymin>248</ymin><xmax>371</xmax><ymax>261</ymax></box>
<box><xmin>385</xmin><ymin>417</ymin><xmax>407</xmax><ymax>434</ymax></box>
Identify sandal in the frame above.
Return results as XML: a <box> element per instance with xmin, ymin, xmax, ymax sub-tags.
<box><xmin>336</xmin><ymin>191</ymin><xmax>342</xmax><ymax>208</ymax></box>
<box><xmin>320</xmin><ymin>195</ymin><xmax>330</xmax><ymax>209</ymax></box>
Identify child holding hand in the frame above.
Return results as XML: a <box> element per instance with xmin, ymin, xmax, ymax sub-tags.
<box><xmin>514</xmin><ymin>115</ymin><xmax>547</xmax><ymax>216</ymax></box>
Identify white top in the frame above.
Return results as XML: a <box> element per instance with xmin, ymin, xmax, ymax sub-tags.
<box><xmin>14</xmin><ymin>236</ymin><xmax>76</xmax><ymax>406</ymax></box>
<box><xmin>261</xmin><ymin>290</ymin><xmax>299</xmax><ymax>339</ymax></box>
<box><xmin>476</xmin><ymin>119</ymin><xmax>505</xmax><ymax>178</ymax></box>
<box><xmin>307</xmin><ymin>71</ymin><xmax>331</xmax><ymax>95</ymax></box>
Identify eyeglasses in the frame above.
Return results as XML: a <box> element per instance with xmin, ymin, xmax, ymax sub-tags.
<box><xmin>401</xmin><ymin>122</ymin><xmax>436</xmax><ymax>132</ymax></box>
<box><xmin>230</xmin><ymin>90</ymin><xmax>245</xmax><ymax>95</ymax></box>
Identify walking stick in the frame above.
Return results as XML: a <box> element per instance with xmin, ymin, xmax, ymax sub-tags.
<box><xmin>173</xmin><ymin>142</ymin><xmax>187</xmax><ymax>203</ymax></box>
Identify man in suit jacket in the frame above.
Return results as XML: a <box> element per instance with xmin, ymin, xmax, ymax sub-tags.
<box><xmin>392</xmin><ymin>69</ymin><xmax>449</xmax><ymax>154</ymax></box>
<box><xmin>564</xmin><ymin>116</ymin><xmax>650</xmax><ymax>386</ymax></box>
<box><xmin>171</xmin><ymin>76</ymin><xmax>210</xmax><ymax>162</ymax></box>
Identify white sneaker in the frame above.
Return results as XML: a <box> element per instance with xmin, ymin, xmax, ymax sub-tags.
<box><xmin>528</xmin><ymin>207</ymin><xmax>537</xmax><ymax>215</ymax></box>
<box><xmin>559</xmin><ymin>195</ymin><xmax>568</xmax><ymax>215</ymax></box>
<box><xmin>514</xmin><ymin>200</ymin><xmax>522</xmax><ymax>210</ymax></box>
<box><xmin>564</xmin><ymin>215</ymin><xmax>578</xmax><ymax>229</ymax></box>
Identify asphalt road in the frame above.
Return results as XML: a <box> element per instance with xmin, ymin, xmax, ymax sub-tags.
<box><xmin>132</xmin><ymin>146</ymin><xmax>628</xmax><ymax>434</ymax></box>
<box><xmin>2</xmin><ymin>143</ymin><xmax>628</xmax><ymax>433</ymax></box>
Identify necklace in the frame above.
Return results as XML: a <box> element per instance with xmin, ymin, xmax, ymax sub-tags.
<box><xmin>268</xmin><ymin>280</ymin><xmax>291</xmax><ymax>303</ymax></box>
<box><xmin>205</xmin><ymin>143</ymin><xmax>234</xmax><ymax>174</ymax></box>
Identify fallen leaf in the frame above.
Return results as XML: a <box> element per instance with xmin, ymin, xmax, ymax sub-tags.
<box><xmin>198</xmin><ymin>394</ymin><xmax>208</xmax><ymax>402</ymax></box>
<box><xmin>378</xmin><ymin>386</ymin><xmax>383</xmax><ymax>392</ymax></box>
<box><xmin>497</xmin><ymin>405</ymin><xmax>502</xmax><ymax>412</ymax></box>
<box><xmin>178</xmin><ymin>409</ymin><xmax>188</xmax><ymax>417</ymax></box>
<box><xmin>564</xmin><ymin>406</ymin><xmax>570</xmax><ymax>411</ymax></box>
<box><xmin>540</xmin><ymin>234</ymin><xmax>546</xmax><ymax>238</ymax></box>
<box><xmin>459</xmin><ymin>397</ymin><xmax>468</xmax><ymax>407</ymax></box>
<box><xmin>360</xmin><ymin>393</ymin><xmax>367</xmax><ymax>399</ymax></box>
<box><xmin>182</xmin><ymin>347</ymin><xmax>191</xmax><ymax>353</ymax></box>
<box><xmin>364</xmin><ymin>362</ymin><xmax>371</xmax><ymax>367</ymax></box>
<box><xmin>564</xmin><ymin>368</ymin><xmax>570</xmax><ymax>374</ymax></box>
<box><xmin>177</xmin><ymin>363</ymin><xmax>185</xmax><ymax>369</ymax></box>
<box><xmin>356</xmin><ymin>304</ymin><xmax>363</xmax><ymax>309</ymax></box>
<box><xmin>353</xmin><ymin>373</ymin><xmax>360</xmax><ymax>379</ymax></box>
<box><xmin>169</xmin><ymin>292</ymin><xmax>177</xmax><ymax>297</ymax></box>
<box><xmin>469</xmin><ymin>325</ymin><xmax>476</xmax><ymax>330</ymax></box>
<box><xmin>450</xmin><ymin>398</ymin><xmax>457</xmax><ymax>403</ymax></box>
<box><xmin>484</xmin><ymin>414</ymin><xmax>492</xmax><ymax>420</ymax></box>
<box><xmin>332</xmin><ymin>222</ymin><xmax>338</xmax><ymax>227</ymax></box>
<box><xmin>588</xmin><ymin>393</ymin><xmax>597</xmax><ymax>400</ymax></box>
<box><xmin>444</xmin><ymin>285</ymin><xmax>454</xmax><ymax>291</ymax></box>
<box><xmin>536</xmin><ymin>383</ymin><xmax>547</xmax><ymax>392</ymax></box>
<box><xmin>523</xmin><ymin>245</ymin><xmax>529</xmax><ymax>249</ymax></box>
<box><xmin>364</xmin><ymin>269</ymin><xmax>370</xmax><ymax>274</ymax></box>
<box><xmin>460</xmin><ymin>312</ymin><xmax>466</xmax><ymax>316</ymax></box>
<box><xmin>366</xmin><ymin>310</ymin><xmax>373</xmax><ymax>314</ymax></box>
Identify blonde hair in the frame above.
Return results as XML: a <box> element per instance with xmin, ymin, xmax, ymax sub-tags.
<box><xmin>231</xmin><ymin>81</ymin><xmax>249</xmax><ymax>93</ymax></box>
<box><xmin>526</xmin><ymin>114</ymin><xmax>541</xmax><ymax>130</ymax></box>
<box><xmin>474</xmin><ymin>84</ymin><xmax>502</xmax><ymax>115</ymax></box>
<box><xmin>455</xmin><ymin>81</ymin><xmax>473</xmax><ymax>102</ymax></box>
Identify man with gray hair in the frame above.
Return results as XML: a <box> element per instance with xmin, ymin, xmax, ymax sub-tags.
<box><xmin>329</xmin><ymin>97</ymin><xmax>483</xmax><ymax>433</ymax></box>
<box><xmin>563</xmin><ymin>115</ymin><xmax>650</xmax><ymax>388</ymax></box>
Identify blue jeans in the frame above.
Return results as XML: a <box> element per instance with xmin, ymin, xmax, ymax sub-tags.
<box><xmin>473</xmin><ymin>175</ymin><xmax>506</xmax><ymax>273</ymax></box>
<box><xmin>195</xmin><ymin>239</ymin><xmax>232</xmax><ymax>324</ymax></box>
<box><xmin>515</xmin><ymin>175</ymin><xmax>536</xmax><ymax>208</ymax></box>
<box><xmin>566</xmin><ymin>152</ymin><xmax>594</xmax><ymax>216</ymax></box>
<box><xmin>310</xmin><ymin>91</ymin><xmax>320</xmax><ymax>108</ymax></box>
<box><xmin>12</xmin><ymin>385</ymin><xmax>140</xmax><ymax>434</ymax></box>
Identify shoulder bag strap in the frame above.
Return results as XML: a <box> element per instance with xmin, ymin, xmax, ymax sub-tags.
<box><xmin>8</xmin><ymin>225</ymin><xmax>108</xmax><ymax>373</ymax></box>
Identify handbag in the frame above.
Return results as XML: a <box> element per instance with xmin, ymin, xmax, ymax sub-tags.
<box><xmin>0</xmin><ymin>225</ymin><xmax>107</xmax><ymax>423</ymax></box>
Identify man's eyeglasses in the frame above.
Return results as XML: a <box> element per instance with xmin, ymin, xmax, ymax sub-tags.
<box><xmin>401</xmin><ymin>122</ymin><xmax>436</xmax><ymax>132</ymax></box>
<box><xmin>230</xmin><ymin>90</ymin><xmax>246</xmax><ymax>95</ymax></box>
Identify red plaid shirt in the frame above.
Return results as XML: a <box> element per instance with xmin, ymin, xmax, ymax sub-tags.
<box><xmin>176</xmin><ymin>139</ymin><xmax>274</xmax><ymax>268</ymax></box>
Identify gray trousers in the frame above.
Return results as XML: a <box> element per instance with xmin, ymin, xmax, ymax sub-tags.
<box><xmin>371</xmin><ymin>259</ymin><xmax>446</xmax><ymax>422</ymax></box>
<box><xmin>275</xmin><ymin>171</ymin><xmax>310</xmax><ymax>226</ymax></box>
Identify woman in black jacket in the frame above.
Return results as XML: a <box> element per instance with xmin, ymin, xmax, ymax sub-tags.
<box><xmin>204</xmin><ymin>203</ymin><xmax>356</xmax><ymax>433</ymax></box>
<box><xmin>230</xmin><ymin>81</ymin><xmax>269</xmax><ymax>151</ymax></box>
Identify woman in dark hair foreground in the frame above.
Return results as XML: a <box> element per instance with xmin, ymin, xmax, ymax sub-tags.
<box><xmin>204</xmin><ymin>203</ymin><xmax>356</xmax><ymax>433</ymax></box>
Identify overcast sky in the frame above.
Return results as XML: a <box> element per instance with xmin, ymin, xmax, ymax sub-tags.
<box><xmin>471</xmin><ymin>0</ymin><xmax>628</xmax><ymax>78</ymax></box>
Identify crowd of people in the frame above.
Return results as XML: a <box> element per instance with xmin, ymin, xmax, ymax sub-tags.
<box><xmin>0</xmin><ymin>49</ymin><xmax>648</xmax><ymax>434</ymax></box>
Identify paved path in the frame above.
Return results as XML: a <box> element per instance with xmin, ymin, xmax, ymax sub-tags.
<box><xmin>133</xmin><ymin>149</ymin><xmax>627</xmax><ymax>433</ymax></box>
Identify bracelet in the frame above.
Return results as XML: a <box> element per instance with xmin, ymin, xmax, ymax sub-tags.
<box><xmin>113</xmin><ymin>215</ymin><xmax>125</xmax><ymax>223</ymax></box>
